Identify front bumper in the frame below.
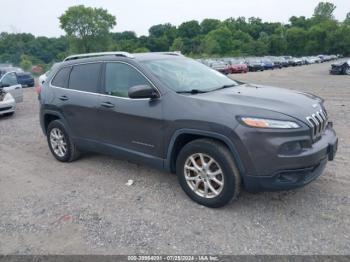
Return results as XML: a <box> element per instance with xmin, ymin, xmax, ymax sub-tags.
<box><xmin>233</xmin><ymin>124</ymin><xmax>338</xmax><ymax>192</ymax></box>
<box><xmin>0</xmin><ymin>100</ymin><xmax>16</xmax><ymax>115</ymax></box>
<box><xmin>330</xmin><ymin>68</ymin><xmax>343</xmax><ymax>75</ymax></box>
<box><xmin>244</xmin><ymin>156</ymin><xmax>329</xmax><ymax>191</ymax></box>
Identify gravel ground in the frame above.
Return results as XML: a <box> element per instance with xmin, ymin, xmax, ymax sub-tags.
<box><xmin>0</xmin><ymin>60</ymin><xmax>349</xmax><ymax>255</ymax></box>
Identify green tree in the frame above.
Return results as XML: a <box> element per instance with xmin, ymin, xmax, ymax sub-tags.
<box><xmin>344</xmin><ymin>12</ymin><xmax>350</xmax><ymax>25</ymax></box>
<box><xmin>148</xmin><ymin>23</ymin><xmax>177</xmax><ymax>46</ymax></box>
<box><xmin>171</xmin><ymin>37</ymin><xmax>184</xmax><ymax>52</ymax></box>
<box><xmin>133</xmin><ymin>47</ymin><xmax>150</xmax><ymax>53</ymax></box>
<box><xmin>178</xmin><ymin>20</ymin><xmax>201</xmax><ymax>38</ymax></box>
<box><xmin>200</xmin><ymin>19</ymin><xmax>221</xmax><ymax>34</ymax></box>
<box><xmin>313</xmin><ymin>2</ymin><xmax>336</xmax><ymax>20</ymax></box>
<box><xmin>20</xmin><ymin>55</ymin><xmax>32</xmax><ymax>71</ymax></box>
<box><xmin>59</xmin><ymin>5</ymin><xmax>116</xmax><ymax>53</ymax></box>
<box><xmin>289</xmin><ymin>16</ymin><xmax>311</xmax><ymax>29</ymax></box>
<box><xmin>203</xmin><ymin>26</ymin><xmax>233</xmax><ymax>55</ymax></box>
<box><xmin>268</xmin><ymin>34</ymin><xmax>287</xmax><ymax>55</ymax></box>
<box><xmin>146</xmin><ymin>36</ymin><xmax>169</xmax><ymax>52</ymax></box>
<box><xmin>286</xmin><ymin>27</ymin><xmax>307</xmax><ymax>56</ymax></box>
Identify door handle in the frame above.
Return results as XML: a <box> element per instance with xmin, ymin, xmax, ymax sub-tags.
<box><xmin>100</xmin><ymin>101</ymin><xmax>115</xmax><ymax>108</ymax></box>
<box><xmin>59</xmin><ymin>95</ymin><xmax>69</xmax><ymax>101</ymax></box>
<box><xmin>15</xmin><ymin>86</ymin><xmax>20</xmax><ymax>90</ymax></box>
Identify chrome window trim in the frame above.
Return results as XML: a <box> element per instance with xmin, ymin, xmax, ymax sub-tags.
<box><xmin>49</xmin><ymin>60</ymin><xmax>161</xmax><ymax>101</ymax></box>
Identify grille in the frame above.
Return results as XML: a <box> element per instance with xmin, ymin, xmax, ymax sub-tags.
<box><xmin>306</xmin><ymin>109</ymin><xmax>328</xmax><ymax>139</ymax></box>
<box><xmin>0</xmin><ymin>106</ymin><xmax>12</xmax><ymax>112</ymax></box>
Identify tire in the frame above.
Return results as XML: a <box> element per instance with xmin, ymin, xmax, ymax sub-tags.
<box><xmin>176</xmin><ymin>139</ymin><xmax>241</xmax><ymax>208</ymax></box>
<box><xmin>47</xmin><ymin>120</ymin><xmax>80</xmax><ymax>162</ymax></box>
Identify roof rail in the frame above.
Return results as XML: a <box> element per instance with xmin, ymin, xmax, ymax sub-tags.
<box><xmin>64</xmin><ymin>51</ymin><xmax>134</xmax><ymax>61</ymax></box>
<box><xmin>157</xmin><ymin>51</ymin><xmax>184</xmax><ymax>57</ymax></box>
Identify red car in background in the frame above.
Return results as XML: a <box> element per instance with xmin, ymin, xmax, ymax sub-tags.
<box><xmin>209</xmin><ymin>61</ymin><xmax>232</xmax><ymax>75</ymax></box>
<box><xmin>226</xmin><ymin>58</ymin><xmax>249</xmax><ymax>74</ymax></box>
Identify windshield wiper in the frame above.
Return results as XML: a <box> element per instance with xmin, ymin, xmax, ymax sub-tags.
<box><xmin>176</xmin><ymin>89</ymin><xmax>208</xmax><ymax>94</ymax></box>
<box><xmin>209</xmin><ymin>84</ymin><xmax>237</xmax><ymax>92</ymax></box>
<box><xmin>176</xmin><ymin>84</ymin><xmax>237</xmax><ymax>94</ymax></box>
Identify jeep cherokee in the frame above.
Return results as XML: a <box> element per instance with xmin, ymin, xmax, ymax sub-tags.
<box><xmin>39</xmin><ymin>52</ymin><xmax>338</xmax><ymax>207</ymax></box>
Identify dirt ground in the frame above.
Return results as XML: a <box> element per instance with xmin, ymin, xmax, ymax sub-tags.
<box><xmin>0</xmin><ymin>60</ymin><xmax>349</xmax><ymax>255</ymax></box>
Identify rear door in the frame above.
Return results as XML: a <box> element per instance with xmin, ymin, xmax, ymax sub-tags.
<box><xmin>1</xmin><ymin>72</ymin><xmax>23</xmax><ymax>102</ymax></box>
<box><xmin>51</xmin><ymin>63</ymin><xmax>103</xmax><ymax>141</ymax></box>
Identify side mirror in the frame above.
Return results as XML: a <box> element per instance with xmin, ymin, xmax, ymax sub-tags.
<box><xmin>128</xmin><ymin>85</ymin><xmax>159</xmax><ymax>99</ymax></box>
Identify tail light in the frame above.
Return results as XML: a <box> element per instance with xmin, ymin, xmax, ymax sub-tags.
<box><xmin>35</xmin><ymin>85</ymin><xmax>42</xmax><ymax>95</ymax></box>
<box><xmin>35</xmin><ymin>85</ymin><xmax>42</xmax><ymax>100</ymax></box>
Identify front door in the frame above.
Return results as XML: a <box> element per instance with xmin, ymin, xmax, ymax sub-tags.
<box><xmin>97</xmin><ymin>62</ymin><xmax>163</xmax><ymax>159</ymax></box>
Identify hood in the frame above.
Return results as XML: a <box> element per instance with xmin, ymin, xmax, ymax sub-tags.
<box><xmin>332</xmin><ymin>61</ymin><xmax>349</xmax><ymax>67</ymax></box>
<box><xmin>190</xmin><ymin>84</ymin><xmax>324</xmax><ymax>122</ymax></box>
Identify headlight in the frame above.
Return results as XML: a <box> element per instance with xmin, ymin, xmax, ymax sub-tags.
<box><xmin>3</xmin><ymin>93</ymin><xmax>14</xmax><ymax>102</ymax></box>
<box><xmin>240</xmin><ymin>117</ymin><xmax>300</xmax><ymax>129</ymax></box>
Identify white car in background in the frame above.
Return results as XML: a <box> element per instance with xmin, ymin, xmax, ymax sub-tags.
<box><xmin>0</xmin><ymin>71</ymin><xmax>23</xmax><ymax>116</ymax></box>
<box><xmin>0</xmin><ymin>88</ymin><xmax>16</xmax><ymax>116</ymax></box>
<box><xmin>38</xmin><ymin>63</ymin><xmax>61</xmax><ymax>85</ymax></box>
<box><xmin>39</xmin><ymin>71</ymin><xmax>49</xmax><ymax>85</ymax></box>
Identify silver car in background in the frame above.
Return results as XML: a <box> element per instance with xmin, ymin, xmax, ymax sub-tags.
<box><xmin>0</xmin><ymin>71</ymin><xmax>23</xmax><ymax>116</ymax></box>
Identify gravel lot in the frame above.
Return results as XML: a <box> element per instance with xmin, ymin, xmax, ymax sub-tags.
<box><xmin>0</xmin><ymin>61</ymin><xmax>349</xmax><ymax>255</ymax></box>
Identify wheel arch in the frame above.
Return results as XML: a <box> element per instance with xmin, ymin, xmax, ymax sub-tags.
<box><xmin>165</xmin><ymin>129</ymin><xmax>245</xmax><ymax>175</ymax></box>
<box><xmin>41</xmin><ymin>110</ymin><xmax>69</xmax><ymax>135</ymax></box>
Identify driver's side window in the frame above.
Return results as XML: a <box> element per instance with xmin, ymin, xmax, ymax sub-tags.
<box><xmin>2</xmin><ymin>73</ymin><xmax>18</xmax><ymax>86</ymax></box>
<box><xmin>105</xmin><ymin>62</ymin><xmax>150</xmax><ymax>98</ymax></box>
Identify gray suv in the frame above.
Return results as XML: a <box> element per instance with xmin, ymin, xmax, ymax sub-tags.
<box><xmin>39</xmin><ymin>52</ymin><xmax>338</xmax><ymax>207</ymax></box>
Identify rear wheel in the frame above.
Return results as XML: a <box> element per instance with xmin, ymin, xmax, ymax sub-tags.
<box><xmin>176</xmin><ymin>139</ymin><xmax>241</xmax><ymax>208</ymax></box>
<box><xmin>47</xmin><ymin>120</ymin><xmax>80</xmax><ymax>162</ymax></box>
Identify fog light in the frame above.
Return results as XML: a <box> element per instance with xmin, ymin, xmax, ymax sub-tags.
<box><xmin>279</xmin><ymin>141</ymin><xmax>302</xmax><ymax>155</ymax></box>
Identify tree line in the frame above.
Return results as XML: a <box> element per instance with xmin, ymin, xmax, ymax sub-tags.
<box><xmin>0</xmin><ymin>2</ymin><xmax>349</xmax><ymax>71</ymax></box>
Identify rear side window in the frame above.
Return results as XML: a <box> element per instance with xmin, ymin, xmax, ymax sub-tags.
<box><xmin>51</xmin><ymin>67</ymin><xmax>71</xmax><ymax>88</ymax></box>
<box><xmin>69</xmin><ymin>63</ymin><xmax>101</xmax><ymax>93</ymax></box>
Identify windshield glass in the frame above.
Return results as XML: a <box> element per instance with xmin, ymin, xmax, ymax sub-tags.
<box><xmin>142</xmin><ymin>58</ymin><xmax>237</xmax><ymax>93</ymax></box>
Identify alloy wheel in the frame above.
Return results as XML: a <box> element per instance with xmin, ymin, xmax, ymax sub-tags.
<box><xmin>50</xmin><ymin>128</ymin><xmax>67</xmax><ymax>158</ymax></box>
<box><xmin>184</xmin><ymin>153</ymin><xmax>224</xmax><ymax>198</ymax></box>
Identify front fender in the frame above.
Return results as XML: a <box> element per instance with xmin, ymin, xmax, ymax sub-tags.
<box><xmin>165</xmin><ymin>128</ymin><xmax>246</xmax><ymax>175</ymax></box>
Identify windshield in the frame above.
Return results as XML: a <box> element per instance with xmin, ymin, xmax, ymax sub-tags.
<box><xmin>142</xmin><ymin>58</ymin><xmax>238</xmax><ymax>93</ymax></box>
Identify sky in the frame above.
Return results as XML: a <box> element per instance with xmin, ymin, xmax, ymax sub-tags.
<box><xmin>0</xmin><ymin>0</ymin><xmax>349</xmax><ymax>37</ymax></box>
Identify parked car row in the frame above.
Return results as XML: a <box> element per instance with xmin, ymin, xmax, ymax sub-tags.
<box><xmin>197</xmin><ymin>54</ymin><xmax>341</xmax><ymax>74</ymax></box>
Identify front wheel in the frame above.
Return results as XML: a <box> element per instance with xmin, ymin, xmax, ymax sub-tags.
<box><xmin>176</xmin><ymin>139</ymin><xmax>241</xmax><ymax>208</ymax></box>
